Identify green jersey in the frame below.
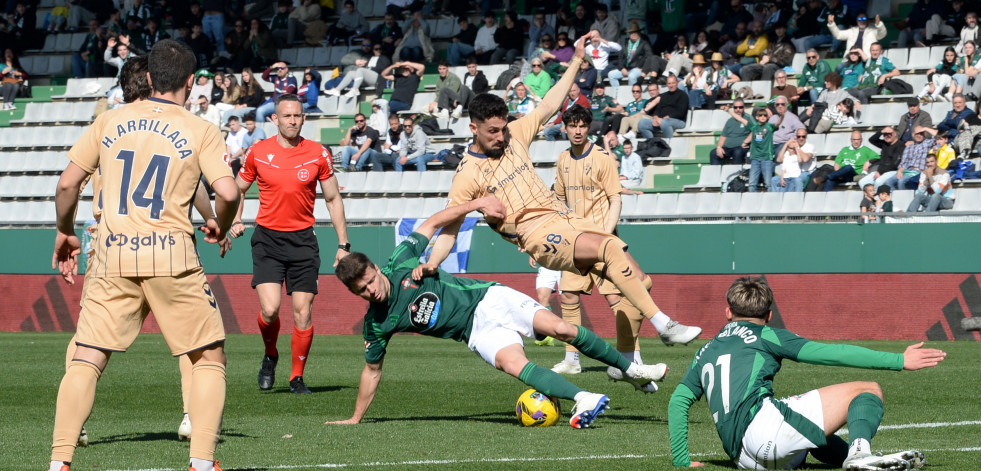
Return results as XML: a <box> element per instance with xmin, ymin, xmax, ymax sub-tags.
<box><xmin>747</xmin><ymin>121</ymin><xmax>776</xmax><ymax>161</ymax></box>
<box><xmin>669</xmin><ymin>321</ymin><xmax>904</xmax><ymax>465</ymax></box>
<box><xmin>362</xmin><ymin>232</ymin><xmax>496</xmax><ymax>364</ymax></box>
<box><xmin>590</xmin><ymin>95</ymin><xmax>616</xmax><ymax>121</ymax></box>
<box><xmin>624</xmin><ymin>99</ymin><xmax>647</xmax><ymax>116</ymax></box>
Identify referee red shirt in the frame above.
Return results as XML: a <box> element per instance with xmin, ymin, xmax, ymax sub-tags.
<box><xmin>239</xmin><ymin>136</ymin><xmax>335</xmax><ymax>232</ymax></box>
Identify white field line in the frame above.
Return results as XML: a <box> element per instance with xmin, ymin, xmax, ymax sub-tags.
<box><xmin>102</xmin><ymin>420</ymin><xmax>981</xmax><ymax>471</ymax></box>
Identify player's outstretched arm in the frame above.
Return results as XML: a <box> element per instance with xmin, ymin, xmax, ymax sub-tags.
<box><xmin>536</xmin><ymin>30</ymin><xmax>598</xmax><ymax>124</ymax></box>
<box><xmin>53</xmin><ymin>162</ymin><xmax>89</xmax><ymax>285</ymax></box>
<box><xmin>193</xmin><ymin>182</ymin><xmax>234</xmax><ymax>257</ymax></box>
<box><xmin>206</xmin><ymin>176</ymin><xmax>241</xmax><ymax>247</ymax></box>
<box><xmin>410</xmin><ymin>196</ymin><xmax>504</xmax><ymax>280</ymax></box>
<box><xmin>325</xmin><ymin>361</ymin><xmax>384</xmax><ymax>425</ymax></box>
<box><xmin>321</xmin><ymin>176</ymin><xmax>351</xmax><ymax>267</ymax></box>
<box><xmin>668</xmin><ymin>384</ymin><xmax>704</xmax><ymax>467</ymax></box>
<box><xmin>902</xmin><ymin>342</ymin><xmax>947</xmax><ymax>371</ymax></box>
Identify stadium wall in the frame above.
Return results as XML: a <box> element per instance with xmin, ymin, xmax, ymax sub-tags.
<box><xmin>2</xmin><ymin>224</ymin><xmax>979</xmax><ymax>341</ymax></box>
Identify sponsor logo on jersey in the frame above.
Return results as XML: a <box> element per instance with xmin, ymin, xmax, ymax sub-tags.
<box><xmin>104</xmin><ymin>231</ymin><xmax>177</xmax><ymax>251</ymax></box>
<box><xmin>364</xmin><ymin>340</ymin><xmax>371</xmax><ymax>352</ymax></box>
<box><xmin>297</xmin><ymin>168</ymin><xmax>310</xmax><ymax>181</ymax></box>
<box><xmin>408</xmin><ymin>292</ymin><xmax>440</xmax><ymax>328</ymax></box>
<box><xmin>266</xmin><ymin>153</ymin><xmax>275</xmax><ymax>162</ymax></box>
<box><xmin>401</xmin><ymin>278</ymin><xmax>418</xmax><ymax>290</ymax></box>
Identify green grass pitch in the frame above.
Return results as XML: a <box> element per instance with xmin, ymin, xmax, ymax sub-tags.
<box><xmin>5</xmin><ymin>333</ymin><xmax>979</xmax><ymax>470</ymax></box>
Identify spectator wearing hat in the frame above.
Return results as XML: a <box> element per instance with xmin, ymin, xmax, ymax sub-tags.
<box><xmin>683</xmin><ymin>54</ymin><xmax>714</xmax><ymax>109</ymax></box>
<box><xmin>708</xmin><ymin>52</ymin><xmax>739</xmax><ymax>100</ymax></box>
<box><xmin>897</xmin><ymin>97</ymin><xmax>934</xmax><ymax>144</ymax></box>
<box><xmin>608</xmin><ymin>23</ymin><xmax>654</xmax><ymax>89</ymax></box>
<box><xmin>187</xmin><ymin>68</ymin><xmax>214</xmax><ymax>109</ymax></box>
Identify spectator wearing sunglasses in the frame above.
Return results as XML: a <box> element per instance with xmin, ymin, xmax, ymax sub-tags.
<box><xmin>828</xmin><ymin>11</ymin><xmax>886</xmax><ymax>57</ymax></box>
<box><xmin>712</xmin><ymin>99</ymin><xmax>751</xmax><ymax>165</ymax></box>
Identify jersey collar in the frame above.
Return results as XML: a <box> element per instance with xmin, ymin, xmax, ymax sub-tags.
<box><xmin>147</xmin><ymin>97</ymin><xmax>179</xmax><ymax>106</ymax></box>
<box><xmin>570</xmin><ymin>142</ymin><xmax>593</xmax><ymax>160</ymax></box>
<box><xmin>467</xmin><ymin>145</ymin><xmax>489</xmax><ymax>159</ymax></box>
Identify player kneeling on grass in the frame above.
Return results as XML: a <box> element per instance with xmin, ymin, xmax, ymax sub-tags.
<box><xmin>668</xmin><ymin>277</ymin><xmax>946</xmax><ymax>470</ymax></box>
<box><xmin>326</xmin><ymin>196</ymin><xmax>669</xmax><ymax>429</ymax></box>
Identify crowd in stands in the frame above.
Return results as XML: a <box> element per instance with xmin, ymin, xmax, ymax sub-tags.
<box><xmin>5</xmin><ymin>0</ymin><xmax>981</xmax><ymax>212</ymax></box>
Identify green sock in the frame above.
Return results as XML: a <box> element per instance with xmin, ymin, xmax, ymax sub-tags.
<box><xmin>569</xmin><ymin>325</ymin><xmax>631</xmax><ymax>371</ymax></box>
<box><xmin>847</xmin><ymin>392</ymin><xmax>884</xmax><ymax>442</ymax></box>
<box><xmin>518</xmin><ymin>362</ymin><xmax>583</xmax><ymax>400</ymax></box>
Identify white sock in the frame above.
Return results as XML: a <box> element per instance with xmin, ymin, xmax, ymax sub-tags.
<box><xmin>565</xmin><ymin>351</ymin><xmax>580</xmax><ymax>364</ymax></box>
<box><xmin>620</xmin><ymin>350</ymin><xmax>635</xmax><ymax>363</ymax></box>
<box><xmin>189</xmin><ymin>458</ymin><xmax>214</xmax><ymax>471</ymax></box>
<box><xmin>649</xmin><ymin>311</ymin><xmax>671</xmax><ymax>333</ymax></box>
<box><xmin>49</xmin><ymin>461</ymin><xmax>68</xmax><ymax>471</ymax></box>
<box><xmin>573</xmin><ymin>391</ymin><xmax>590</xmax><ymax>402</ymax></box>
<box><xmin>848</xmin><ymin>438</ymin><xmax>871</xmax><ymax>457</ymax></box>
<box><xmin>633</xmin><ymin>351</ymin><xmax>643</xmax><ymax>365</ymax></box>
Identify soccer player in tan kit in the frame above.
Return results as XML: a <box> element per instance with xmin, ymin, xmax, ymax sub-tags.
<box><xmin>415</xmin><ymin>31</ymin><xmax>701</xmax><ymax>361</ymax></box>
<box><xmin>50</xmin><ymin>39</ymin><xmax>240</xmax><ymax>471</ymax></box>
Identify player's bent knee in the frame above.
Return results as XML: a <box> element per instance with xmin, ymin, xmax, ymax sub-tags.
<box><xmin>560</xmin><ymin>291</ymin><xmax>581</xmax><ymax>304</ymax></box>
<box><xmin>859</xmin><ymin>381</ymin><xmax>883</xmax><ymax>399</ymax></box>
<box><xmin>188</xmin><ymin>342</ymin><xmax>227</xmax><ymax>365</ymax></box>
<box><xmin>551</xmin><ymin>320</ymin><xmax>579</xmax><ymax>342</ymax></box>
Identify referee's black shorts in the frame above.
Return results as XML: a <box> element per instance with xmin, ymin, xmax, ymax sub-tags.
<box><xmin>251</xmin><ymin>224</ymin><xmax>321</xmax><ymax>294</ymax></box>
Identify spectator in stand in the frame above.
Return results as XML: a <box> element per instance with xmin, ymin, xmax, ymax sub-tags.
<box><xmin>215</xmin><ymin>74</ymin><xmax>240</xmax><ymax>117</ymax></box>
<box><xmin>731</xmin><ymin>107</ymin><xmax>777</xmax><ymax>192</ymax></box>
<box><xmin>326</xmin><ymin>1</ymin><xmax>367</xmax><ymax>46</ymax></box>
<box><xmin>829</xmin><ymin>12</ymin><xmax>885</xmax><ymax>57</ymax></box>
<box><xmin>72</xmin><ymin>19</ymin><xmax>103</xmax><ymax>78</ymax></box>
<box><xmin>507</xmin><ymin>81</ymin><xmax>537</xmax><ymax>120</ymax></box>
<box><xmin>813</xmin><ymin>97</ymin><xmax>858</xmax><ymax>134</ymax></box>
<box><xmin>226</xmin><ymin>114</ymin><xmax>247</xmax><ymax>163</ymax></box>
<box><xmin>897</xmin><ymin>0</ymin><xmax>944</xmax><ymax>48</ymax></box>
<box><xmin>719</xmin><ymin>21</ymin><xmax>748</xmax><ymax>64</ymax></box>
<box><xmin>583</xmin><ymin>33</ymin><xmax>622</xmax><ymax>82</ymax></box>
<box><xmin>66</xmin><ymin>0</ymin><xmax>96</xmax><ymax>31</ymax></box>
<box><xmin>0</xmin><ymin>47</ymin><xmax>25</xmax><ymax>111</ymax></box>
<box><xmin>876</xmin><ymin>185</ymin><xmax>894</xmax><ymax>214</ymax></box>
<box><xmin>930</xmin><ymin>0</ymin><xmax>966</xmax><ymax>45</ymax></box>
<box><xmin>269</xmin><ymin>3</ymin><xmax>292</xmax><ymax>47</ymax></box>
<box><xmin>770</xmin><ymin>71</ymin><xmax>800</xmax><ymax>110</ymax></box>
<box><xmin>848</xmin><ymin>42</ymin><xmax>899</xmax><ymax>104</ymax></box>
<box><xmin>288</xmin><ymin>0</ymin><xmax>323</xmax><ymax>46</ymax></box>
<box><xmin>859</xmin><ymin>183</ymin><xmax>877</xmax><ymax>220</ymax></box>
<box><xmin>619</xmin><ymin>139</ymin><xmax>644</xmax><ymax>189</ymax></box>
<box><xmin>836</xmin><ymin>48</ymin><xmax>865</xmax><ymax>90</ymax></box>
<box><xmin>616</xmin><ymin>84</ymin><xmax>649</xmax><ymax>140</ymax></box>
<box><xmin>462</xmin><ymin>58</ymin><xmax>489</xmax><ymax>95</ymax></box>
<box><xmin>210</xmin><ymin>72</ymin><xmax>226</xmax><ymax>104</ymax></box>
<box><xmin>739</xmin><ymin>24</ymin><xmax>794</xmax><ymax>81</ymax></box>
<box><xmin>823</xmin><ymin>130</ymin><xmax>875</xmax><ymax>191</ymax></box>
<box><xmin>368</xmin><ymin>98</ymin><xmax>390</xmax><ymax>132</ymax></box>
<box><xmin>125</xmin><ymin>0</ymin><xmax>154</xmax><ymax>29</ymax></box>
<box><xmin>397</xmin><ymin>116</ymin><xmax>436</xmax><ymax>172</ymax></box>
<box><xmin>684</xmin><ymin>55</ymin><xmax>715</xmax><ymax>110</ymax></box>
<box><xmin>386</xmin><ymin>0</ymin><xmax>426</xmax><ymax>18</ymax></box>
<box><xmin>791</xmin><ymin>0</ymin><xmax>833</xmax><ymax>54</ymax></box>
<box><xmin>103</xmin><ymin>36</ymin><xmax>138</xmax><ymax>82</ymax></box>
<box><xmin>608</xmin><ymin>24</ymin><xmax>653</xmax><ymax>89</ymax></box>
<box><xmin>224</xmin><ymin>67</ymin><xmax>266</xmax><ymax>124</ymax></box>
<box><xmin>797</xmin><ymin>49</ymin><xmax>830</xmax><ymax>105</ymax></box>
<box><xmin>861</xmin><ymin>126</ymin><xmax>908</xmax><ymax>190</ymax></box>
<box><xmin>957</xmin><ymin>12</ymin><xmax>979</xmax><ymax>54</ymax></box>
<box><xmin>924</xmin><ymin>94</ymin><xmax>975</xmax><ymax>144</ymax></box>
<box><xmin>768</xmin><ymin>95</ymin><xmax>805</xmax><ymax>157</ymax></box>
<box><xmin>192</xmin><ymin>94</ymin><xmax>221</xmax><ymax>127</ymax></box>
<box><xmin>380</xmin><ymin>61</ymin><xmax>424</xmax><ymax>115</ymax></box>
<box><xmin>717</xmin><ymin>0</ymin><xmax>753</xmax><ymax>51</ymax></box>
<box><xmin>543</xmin><ymin>83</ymin><xmax>590</xmax><ymax>141</ymax></box>
<box><xmin>138</xmin><ymin>18</ymin><xmax>169</xmax><ymax>53</ymax></box>
<box><xmin>563</xmin><ymin>3</ymin><xmax>593</xmax><ymax>41</ymax></box>
<box><xmin>181</xmin><ymin>23</ymin><xmax>214</xmax><ymax>67</ymax></box>
<box><xmin>890</xmin><ymin>129</ymin><xmax>932</xmax><ymax>189</ymax></box>
<box><xmin>395</xmin><ymin>11</ymin><xmax>434</xmax><ymax>63</ymax></box>
<box><xmin>800</xmin><ymin>71</ymin><xmax>850</xmax><ymax>132</ymax></box>
<box><xmin>918</xmin><ymin>47</ymin><xmax>961</xmax><ymax>102</ymax></box>
<box><xmin>527</xmin><ymin>12</ymin><xmax>556</xmax><ymax>60</ymax></box>
<box><xmin>639</xmin><ymin>75</ymin><xmax>688</xmax><ymax>139</ymax></box>
<box><xmin>686</xmin><ymin>0</ymin><xmax>718</xmax><ymax>36</ymax></box>
<box><xmin>326</xmin><ymin>39</ymin><xmax>391</xmax><ymax>98</ymax></box>
<box><xmin>907</xmin><ymin>154</ymin><xmax>955</xmax><ymax>212</ymax></box>
<box><xmin>575</xmin><ymin>58</ymin><xmax>598</xmax><ymax>97</ymax></box>
<box><xmin>371</xmin><ymin>13</ymin><xmax>403</xmax><ymax>58</ymax></box>
<box><xmin>588</xmin><ymin>85</ymin><xmax>621</xmax><ymax>136</ymax></box>
<box><xmin>241</xmin><ymin>113</ymin><xmax>266</xmax><ymax>154</ymax></box>
<box><xmin>247</xmin><ymin>18</ymin><xmax>277</xmax><ymax>69</ymax></box>
<box><xmin>297</xmin><ymin>68</ymin><xmax>322</xmax><ymax>113</ymax></box>
<box><xmin>712</xmin><ymin>100</ymin><xmax>751</xmax><ymax>165</ymax></box>
<box><xmin>708</xmin><ymin>52</ymin><xmax>739</xmax><ymax>102</ymax></box>
<box><xmin>664</xmin><ymin>34</ymin><xmax>694</xmax><ymax>78</ymax></box>
<box><xmin>590</xmin><ymin>4</ymin><xmax>621</xmax><ymax>44</ymax></box>
<box><xmin>447</xmin><ymin>16</ymin><xmax>477</xmax><ymax>66</ymax></box>
<box><xmin>382</xmin><ymin>114</ymin><xmax>403</xmax><ymax>159</ymax></box>
<box><xmin>429</xmin><ymin>60</ymin><xmax>473</xmax><ymax>119</ymax></box>
<box><xmin>222</xmin><ymin>19</ymin><xmax>250</xmax><ymax>69</ymax></box>
<box><xmin>954</xmin><ymin>40</ymin><xmax>981</xmax><ymax>101</ymax></box>
<box><xmin>491</xmin><ymin>11</ymin><xmax>523</xmax><ymax>65</ymax></box>
<box><xmin>731</xmin><ymin>21</ymin><xmax>769</xmax><ymax>76</ymax></box>
<box><xmin>542</xmin><ymin>32</ymin><xmax>575</xmax><ymax>80</ymax></box>
<box><xmin>472</xmin><ymin>13</ymin><xmax>498</xmax><ymax>65</ymax></box>
<box><xmin>256</xmin><ymin>61</ymin><xmax>297</xmax><ymax>122</ymax></box>
<box><xmin>918</xmin><ymin>129</ymin><xmax>956</xmax><ymax>170</ymax></box>
<box><xmin>897</xmin><ymin>97</ymin><xmax>933</xmax><ymax>144</ymax></box>
<box><xmin>770</xmin><ymin>128</ymin><xmax>815</xmax><ymax>192</ymax></box>
<box><xmin>339</xmin><ymin>113</ymin><xmax>384</xmax><ymax>172</ymax></box>
<box><xmin>200</xmin><ymin>0</ymin><xmax>226</xmax><ymax>53</ymax></box>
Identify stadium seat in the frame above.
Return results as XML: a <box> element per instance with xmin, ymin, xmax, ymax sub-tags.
<box><xmin>717</xmin><ymin>192</ymin><xmax>741</xmax><ymax>213</ymax></box>
<box><xmin>409</xmin><ymin>92</ymin><xmax>436</xmax><ymax>113</ymax></box>
<box><xmin>313</xmin><ymin>47</ymin><xmax>332</xmax><ymax>66</ymax></box>
<box><xmin>296</xmin><ymin>48</ymin><xmax>316</xmax><ymax>67</ymax></box>
<box><xmin>626</xmin><ymin>193</ymin><xmax>655</xmax><ymax>217</ymax></box>
<box><xmin>675</xmin><ymin>193</ymin><xmax>699</xmax><ymax>215</ymax></box>
<box><xmin>70</xmin><ymin>33</ymin><xmax>87</xmax><ymax>51</ymax></box>
<box><xmin>927</xmin><ymin>46</ymin><xmax>946</xmax><ymax>69</ymax></box>
<box><xmin>363</xmin><ymin>198</ymin><xmax>389</xmax><ymax>221</ymax></box>
<box><xmin>536</xmin><ymin>167</ymin><xmax>556</xmax><ymax>185</ymax></box>
<box><xmin>823</xmin><ymin>133</ymin><xmax>851</xmax><ymax>156</ymax></box>
<box><xmin>821</xmin><ymin>192</ymin><xmax>848</xmax><ymax>213</ymax></box>
<box><xmin>667</xmin><ymin>138</ymin><xmax>690</xmax><ymax>158</ymax></box>
<box><xmin>925</xmin><ymin>102</ymin><xmax>953</xmax><ymax>124</ymax></box>
<box><xmin>884</xmin><ymin>48</ymin><xmax>908</xmax><ymax>70</ymax></box>
<box><xmin>361</xmin><ymin>172</ymin><xmax>386</xmax><ymax>193</ymax></box>
<box><xmin>779</xmin><ymin>192</ymin><xmax>804</xmax><ymax>213</ymax></box>
<box><xmin>695</xmin><ymin>192</ymin><xmax>720</xmax><ymax>214</ymax></box>
<box><xmin>71</xmin><ymin>101</ymin><xmax>98</xmax><ymax>122</ymax></box>
<box><xmin>759</xmin><ymin>192</ymin><xmax>782</xmax><ymax>213</ymax></box>
<box><xmin>421</xmin><ymin>197</ymin><xmax>445</xmax><ymax>217</ymax></box>
<box><xmin>619</xmin><ymin>194</ymin><xmax>638</xmax><ymax>218</ymax></box>
<box><xmin>844</xmin><ymin>190</ymin><xmax>864</xmax><ymax>212</ymax></box>
<box><xmin>343</xmin><ymin>197</ymin><xmax>371</xmax><ymax>222</ymax></box>
<box><xmin>336</xmin><ymin>171</ymin><xmax>366</xmax><ymax>193</ymax></box>
<box><xmin>47</xmin><ymin>55</ymin><xmax>69</xmax><ymax>75</ymax></box>
<box><xmin>379</xmin><ymin>171</ymin><xmax>404</xmax><ymax>194</ymax></box>
<box><xmin>436</xmin><ymin>171</ymin><xmax>455</xmax><ymax>192</ymax></box>
<box><xmin>906</xmin><ymin>47</ymin><xmax>931</xmax><ymax>70</ymax></box>
<box><xmin>735</xmin><ymin>192</ymin><xmax>763</xmax><ymax>214</ymax></box>
<box><xmin>433</xmin><ymin>17</ymin><xmax>459</xmax><ymax>38</ymax></box>
<box><xmin>688</xmin><ymin>165</ymin><xmax>723</xmax><ymax>190</ymax></box>
<box><xmin>529</xmin><ymin>141</ymin><xmax>562</xmax><ymax>164</ymax></box>
<box><xmin>401</xmin><ymin>197</ymin><xmax>427</xmax><ymax>218</ymax></box>
<box><xmin>328</xmin><ymin>46</ymin><xmax>350</xmax><ymax>65</ymax></box>
<box><xmin>805</xmin><ymin>134</ymin><xmax>827</xmax><ymax>156</ymax></box>
<box><xmin>652</xmin><ymin>193</ymin><xmax>678</xmax><ymax>216</ymax></box>
<box><xmin>890</xmin><ymin>190</ymin><xmax>913</xmax><ymax>211</ymax></box>
<box><xmin>801</xmin><ymin>192</ymin><xmax>825</xmax><ymax>213</ymax></box>
<box><xmin>54</xmin><ymin>33</ymin><xmax>72</xmax><ymax>52</ymax></box>
<box><xmin>242</xmin><ymin>199</ymin><xmax>260</xmax><ymax>222</ymax></box>
<box><xmin>952</xmin><ymin>188</ymin><xmax>981</xmax><ymax>212</ymax></box>
<box><xmin>278</xmin><ymin>48</ymin><xmax>298</xmax><ymax>65</ymax></box>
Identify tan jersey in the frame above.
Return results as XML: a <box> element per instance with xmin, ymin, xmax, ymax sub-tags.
<box><xmin>448</xmin><ymin>106</ymin><xmax>569</xmax><ymax>242</ymax></box>
<box><xmin>554</xmin><ymin>142</ymin><xmax>622</xmax><ymax>229</ymax></box>
<box><xmin>68</xmin><ymin>98</ymin><xmax>232</xmax><ymax>278</ymax></box>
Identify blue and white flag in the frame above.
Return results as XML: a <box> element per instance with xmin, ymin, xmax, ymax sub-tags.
<box><xmin>395</xmin><ymin>217</ymin><xmax>478</xmax><ymax>273</ymax></box>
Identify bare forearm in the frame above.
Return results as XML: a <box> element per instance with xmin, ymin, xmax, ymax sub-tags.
<box><xmin>55</xmin><ymin>185</ymin><xmax>82</xmax><ymax>234</ymax></box>
<box><xmin>538</xmin><ymin>56</ymin><xmax>584</xmax><ymax>120</ymax></box>
<box><xmin>350</xmin><ymin>363</ymin><xmax>383</xmax><ymax>423</ymax></box>
<box><xmin>192</xmin><ymin>183</ymin><xmax>215</xmax><ymax>220</ymax></box>
<box><xmin>606</xmin><ymin>194</ymin><xmax>621</xmax><ymax>233</ymax></box>
<box><xmin>325</xmin><ymin>197</ymin><xmax>349</xmax><ymax>244</ymax></box>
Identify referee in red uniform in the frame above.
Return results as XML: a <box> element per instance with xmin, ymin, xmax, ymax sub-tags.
<box><xmin>231</xmin><ymin>94</ymin><xmax>350</xmax><ymax>394</ymax></box>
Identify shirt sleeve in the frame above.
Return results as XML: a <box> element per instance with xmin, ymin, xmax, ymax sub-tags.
<box><xmin>318</xmin><ymin>144</ymin><xmax>335</xmax><ymax>181</ymax></box>
<box><xmin>598</xmin><ymin>151</ymin><xmax>622</xmax><ymax>196</ymax></box>
<box><xmin>67</xmin><ymin>112</ymin><xmax>107</xmax><ymax>174</ymax></box>
<box><xmin>239</xmin><ymin>146</ymin><xmax>257</xmax><ymax>184</ymax></box>
<box><xmin>796</xmin><ymin>342</ymin><xmax>905</xmax><ymax>370</ymax></box>
<box><xmin>363</xmin><ymin>308</ymin><xmax>389</xmax><ymax>364</ymax></box>
<box><xmin>668</xmin><ymin>384</ymin><xmax>699</xmax><ymax>467</ymax></box>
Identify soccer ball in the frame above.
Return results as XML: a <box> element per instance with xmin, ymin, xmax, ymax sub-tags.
<box><xmin>515</xmin><ymin>388</ymin><xmax>561</xmax><ymax>427</ymax></box>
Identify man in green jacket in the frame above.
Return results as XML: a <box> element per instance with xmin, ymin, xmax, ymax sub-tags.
<box><xmin>796</xmin><ymin>49</ymin><xmax>831</xmax><ymax>105</ymax></box>
<box><xmin>429</xmin><ymin>60</ymin><xmax>474</xmax><ymax>119</ymax></box>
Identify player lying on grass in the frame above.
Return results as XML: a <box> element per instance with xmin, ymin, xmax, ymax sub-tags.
<box><xmin>668</xmin><ymin>277</ymin><xmax>946</xmax><ymax>470</ymax></box>
<box><xmin>327</xmin><ymin>196</ymin><xmax>668</xmax><ymax>429</ymax></box>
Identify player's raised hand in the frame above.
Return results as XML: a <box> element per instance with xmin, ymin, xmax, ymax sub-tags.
<box><xmin>52</xmin><ymin>231</ymin><xmax>81</xmax><ymax>285</ymax></box>
<box><xmin>574</xmin><ymin>30</ymin><xmax>598</xmax><ymax>59</ymax></box>
<box><xmin>902</xmin><ymin>342</ymin><xmax>946</xmax><ymax>370</ymax></box>
<box><xmin>411</xmin><ymin>261</ymin><xmax>439</xmax><ymax>281</ymax></box>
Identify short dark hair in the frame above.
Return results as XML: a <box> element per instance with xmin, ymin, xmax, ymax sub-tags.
<box><xmin>121</xmin><ymin>54</ymin><xmax>150</xmax><ymax>103</ymax></box>
<box><xmin>438</xmin><ymin>59</ymin><xmax>450</xmax><ymax>67</ymax></box>
<box><xmin>148</xmin><ymin>39</ymin><xmax>197</xmax><ymax>94</ymax></box>
<box><xmin>936</xmin><ymin>130</ymin><xmax>949</xmax><ymax>139</ymax></box>
<box><xmin>243</xmin><ymin>112</ymin><xmax>257</xmax><ymax>122</ymax></box>
<box><xmin>274</xmin><ymin>93</ymin><xmax>302</xmax><ymax>110</ymax></box>
<box><xmin>402</xmin><ymin>115</ymin><xmax>415</xmax><ymax>125</ymax></box>
<box><xmin>622</xmin><ymin>139</ymin><xmax>632</xmax><ymax>146</ymax></box>
<box><xmin>726</xmin><ymin>276</ymin><xmax>773</xmax><ymax>319</ymax></box>
<box><xmin>227</xmin><ymin>115</ymin><xmax>241</xmax><ymax>124</ymax></box>
<box><xmin>355</xmin><ymin>112</ymin><xmax>366</xmax><ymax>120</ymax></box>
<box><xmin>466</xmin><ymin>56</ymin><xmax>479</xmax><ymax>66</ymax></box>
<box><xmin>336</xmin><ymin>252</ymin><xmax>373</xmax><ymax>288</ymax></box>
<box><xmin>468</xmin><ymin>93</ymin><xmax>510</xmax><ymax>122</ymax></box>
<box><xmin>824</xmin><ymin>71</ymin><xmax>843</xmax><ymax>88</ymax></box>
<box><xmin>561</xmin><ymin>104</ymin><xmax>592</xmax><ymax>126</ymax></box>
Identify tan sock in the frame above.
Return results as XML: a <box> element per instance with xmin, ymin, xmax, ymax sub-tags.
<box><xmin>642</xmin><ymin>275</ymin><xmax>653</xmax><ymax>291</ymax></box>
<box><xmin>189</xmin><ymin>360</ymin><xmax>226</xmax><ymax>462</ymax></box>
<box><xmin>52</xmin><ymin>361</ymin><xmax>101</xmax><ymax>462</ymax></box>
<box><xmin>596</xmin><ymin>239</ymin><xmax>661</xmax><ymax>319</ymax></box>
<box><xmin>612</xmin><ymin>298</ymin><xmax>645</xmax><ymax>352</ymax></box>
<box><xmin>64</xmin><ymin>336</ymin><xmax>77</xmax><ymax>372</ymax></box>
<box><xmin>179</xmin><ymin>355</ymin><xmax>193</xmax><ymax>414</ymax></box>
<box><xmin>561</xmin><ymin>300</ymin><xmax>582</xmax><ymax>354</ymax></box>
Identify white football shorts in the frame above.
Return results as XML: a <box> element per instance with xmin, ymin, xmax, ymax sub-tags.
<box><xmin>468</xmin><ymin>285</ymin><xmax>544</xmax><ymax>366</ymax></box>
<box><xmin>737</xmin><ymin>389</ymin><xmax>827</xmax><ymax>469</ymax></box>
<box><xmin>535</xmin><ymin>266</ymin><xmax>562</xmax><ymax>291</ymax></box>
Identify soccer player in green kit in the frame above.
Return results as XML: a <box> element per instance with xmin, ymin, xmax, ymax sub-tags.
<box><xmin>327</xmin><ymin>196</ymin><xmax>669</xmax><ymax>429</ymax></box>
<box><xmin>669</xmin><ymin>277</ymin><xmax>946</xmax><ymax>470</ymax></box>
